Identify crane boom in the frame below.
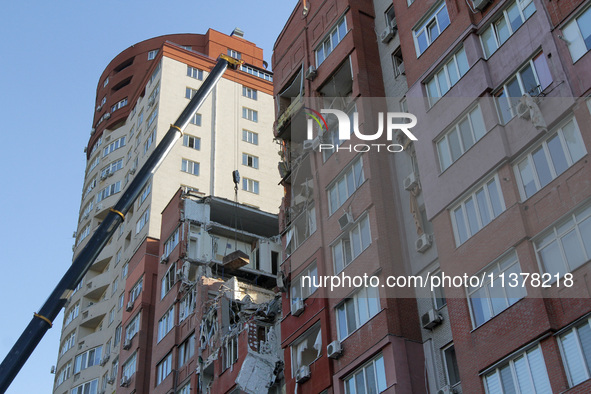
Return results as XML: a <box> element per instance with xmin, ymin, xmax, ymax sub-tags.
<box><xmin>0</xmin><ymin>54</ymin><xmax>242</xmax><ymax>393</ymax></box>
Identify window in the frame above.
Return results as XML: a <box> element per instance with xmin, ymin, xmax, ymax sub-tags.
<box><xmin>242</xmin><ymin>86</ymin><xmax>257</xmax><ymax>100</ymax></box>
<box><xmin>185</xmin><ymin>87</ymin><xmax>198</xmax><ymax>99</ymax></box>
<box><xmin>139</xmin><ymin>182</ymin><xmax>151</xmax><ymax>205</ymax></box>
<box><xmin>183</xmin><ymin>135</ymin><xmax>201</xmax><ymax>150</ymax></box>
<box><xmin>147</xmin><ymin>107</ymin><xmax>158</xmax><ymax>128</ymax></box>
<box><xmin>74</xmin><ymin>346</ymin><xmax>102</xmax><ymax>373</ymax></box>
<box><xmin>103</xmin><ymin>136</ymin><xmax>126</xmax><ymax>157</ymax></box>
<box><xmin>344</xmin><ymin>354</ymin><xmax>387</xmax><ymax>394</ymax></box>
<box><xmin>559</xmin><ymin>316</ymin><xmax>591</xmax><ymax>386</ymax></box>
<box><xmin>178</xmin><ymin>382</ymin><xmax>191</xmax><ymax>394</ymax></box>
<box><xmin>163</xmin><ymin>227</ymin><xmax>180</xmax><ymax>258</ymax></box>
<box><xmin>535</xmin><ymin>202</ymin><xmax>591</xmax><ymax>278</ymax></box>
<box><xmin>495</xmin><ymin>53</ymin><xmax>552</xmax><ymax>124</ymax></box>
<box><xmin>111</xmin><ymin>277</ymin><xmax>118</xmax><ymax>295</ymax></box>
<box><xmin>135</xmin><ymin>207</ymin><xmax>149</xmax><ymax>233</ymax></box>
<box><xmin>187</xmin><ymin>65</ymin><xmax>203</xmax><ymax>80</ymax></box>
<box><xmin>337</xmin><ymin>286</ymin><xmax>380</xmax><ymax>339</ymax></box>
<box><xmin>291</xmin><ymin>262</ymin><xmax>318</xmax><ymax>305</ymax></box>
<box><xmin>76</xmin><ymin>224</ymin><xmax>90</xmax><ymax>246</ymax></box>
<box><xmin>181</xmin><ymin>159</ymin><xmax>200</xmax><ymax>176</ymax></box>
<box><xmin>56</xmin><ymin>362</ymin><xmax>71</xmax><ymax>386</ymax></box>
<box><xmin>97</xmin><ymin>181</ymin><xmax>121</xmax><ymax>202</ymax></box>
<box><xmin>100</xmin><ymin>158</ymin><xmax>123</xmax><ymax>178</ymax></box>
<box><xmin>64</xmin><ymin>302</ymin><xmax>79</xmax><ymax>326</ymax></box>
<box><xmin>443</xmin><ymin>344</ymin><xmax>460</xmax><ymax>386</ymax></box>
<box><xmin>450</xmin><ymin>175</ymin><xmax>505</xmax><ymax>246</ymax></box>
<box><xmin>114</xmin><ymin>325</ymin><xmax>122</xmax><ymax>346</ymax></box>
<box><xmin>483</xmin><ymin>346</ymin><xmax>551</xmax><ymax>393</ymax></box>
<box><xmin>147</xmin><ymin>82</ymin><xmax>160</xmax><ymax>104</ymax></box>
<box><xmin>392</xmin><ymin>50</ymin><xmax>404</xmax><ymax>78</ymax></box>
<box><xmin>285</xmin><ymin>204</ymin><xmax>317</xmax><ymax>255</ymax></box>
<box><xmin>242</xmin><ymin>177</ymin><xmax>259</xmax><ymax>194</ymax></box>
<box><xmin>432</xmin><ymin>271</ymin><xmax>447</xmax><ymax>309</ymax></box>
<box><xmin>468</xmin><ymin>251</ymin><xmax>527</xmax><ymax>327</ymax></box>
<box><xmin>315</xmin><ymin>18</ymin><xmax>348</xmax><ymax>66</ymax></box>
<box><xmin>88</xmin><ymin>156</ymin><xmax>100</xmax><ymax>172</ymax></box>
<box><xmin>156</xmin><ymin>353</ymin><xmax>173</xmax><ymax>385</ymax></box>
<box><xmin>413</xmin><ymin>2</ymin><xmax>450</xmax><ymax>56</ymax></box>
<box><xmin>178</xmin><ymin>334</ymin><xmax>196</xmax><ymax>368</ymax></box>
<box><xmin>333</xmin><ymin>215</ymin><xmax>371</xmax><ymax>273</ymax></box>
<box><xmin>290</xmin><ymin>324</ymin><xmax>322</xmax><ymax>376</ymax></box>
<box><xmin>138</xmin><ymin>111</ymin><xmax>144</xmax><ymax>126</ymax></box>
<box><xmin>385</xmin><ymin>5</ymin><xmax>396</xmax><ymax>28</ymax></box>
<box><xmin>563</xmin><ymin>5</ymin><xmax>591</xmax><ymax>62</ymax></box>
<box><xmin>149</xmin><ymin>61</ymin><xmax>162</xmax><ymax>85</ymax></box>
<box><xmin>189</xmin><ymin>113</ymin><xmax>202</xmax><ymax>126</ymax></box>
<box><xmin>515</xmin><ymin>117</ymin><xmax>586</xmax><ymax>199</ymax></box>
<box><xmin>118</xmin><ymin>293</ymin><xmax>124</xmax><ymax>309</ymax></box>
<box><xmin>111</xmin><ymin>357</ymin><xmax>119</xmax><ymax>380</ymax></box>
<box><xmin>480</xmin><ymin>0</ymin><xmax>536</xmax><ymax>58</ymax></box>
<box><xmin>103</xmin><ymin>77</ymin><xmax>109</xmax><ymax>88</ymax></box>
<box><xmin>108</xmin><ymin>307</ymin><xmax>115</xmax><ymax>325</ymax></box>
<box><xmin>161</xmin><ymin>266</ymin><xmax>176</xmax><ymax>299</ymax></box>
<box><xmin>179</xmin><ymin>289</ymin><xmax>196</xmax><ymax>321</ymax></box>
<box><xmin>240</xmin><ymin>64</ymin><xmax>273</xmax><ymax>81</ymax></box>
<box><xmin>111</xmin><ymin>98</ymin><xmax>128</xmax><ymax>113</ymax></box>
<box><xmin>242</xmin><ymin>153</ymin><xmax>259</xmax><ymax>169</ymax></box>
<box><xmin>242</xmin><ymin>107</ymin><xmax>258</xmax><ymax>122</ymax></box>
<box><xmin>222</xmin><ymin>336</ymin><xmax>239</xmax><ymax>370</ymax></box>
<box><xmin>144</xmin><ymin>128</ymin><xmax>156</xmax><ymax>154</ymax></box>
<box><xmin>158</xmin><ymin>305</ymin><xmax>175</xmax><ymax>342</ymax></box>
<box><xmin>125</xmin><ymin>312</ymin><xmax>140</xmax><ymax>341</ymax></box>
<box><xmin>60</xmin><ymin>331</ymin><xmax>76</xmax><ymax>356</ymax></box>
<box><xmin>147</xmin><ymin>49</ymin><xmax>158</xmax><ymax>60</ymax></box>
<box><xmin>322</xmin><ymin>106</ymin><xmax>356</xmax><ymax>161</ymax></box>
<box><xmin>437</xmin><ymin>106</ymin><xmax>486</xmax><ymax>171</ymax></box>
<box><xmin>129</xmin><ymin>277</ymin><xmax>143</xmax><ymax>304</ymax></box>
<box><xmin>227</xmin><ymin>49</ymin><xmax>242</xmax><ymax>59</ymax></box>
<box><xmin>71</xmin><ymin>379</ymin><xmax>98</xmax><ymax>394</ymax></box>
<box><xmin>242</xmin><ymin>129</ymin><xmax>258</xmax><ymax>145</ymax></box>
<box><xmin>426</xmin><ymin>46</ymin><xmax>469</xmax><ymax>106</ymax></box>
<box><xmin>328</xmin><ymin>157</ymin><xmax>364</xmax><ymax>215</ymax></box>
<box><xmin>122</xmin><ymin>352</ymin><xmax>137</xmax><ymax>380</ymax></box>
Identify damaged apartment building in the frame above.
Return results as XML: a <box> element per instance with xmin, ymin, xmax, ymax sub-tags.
<box><xmin>118</xmin><ymin>188</ymin><xmax>285</xmax><ymax>393</ymax></box>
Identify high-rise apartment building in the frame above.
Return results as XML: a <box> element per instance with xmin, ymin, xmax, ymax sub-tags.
<box><xmin>53</xmin><ymin>30</ymin><xmax>282</xmax><ymax>394</ymax></box>
<box><xmin>274</xmin><ymin>0</ymin><xmax>591</xmax><ymax>393</ymax></box>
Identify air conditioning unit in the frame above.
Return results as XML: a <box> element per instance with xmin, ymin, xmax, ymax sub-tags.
<box><xmin>291</xmin><ymin>299</ymin><xmax>305</xmax><ymax>317</ymax></box>
<box><xmin>107</xmin><ymin>377</ymin><xmax>115</xmax><ymax>385</ymax></box>
<box><xmin>472</xmin><ymin>0</ymin><xmax>491</xmax><ymax>11</ymax></box>
<box><xmin>83</xmin><ymin>146</ymin><xmax>88</xmax><ymax>153</ymax></box>
<box><xmin>104</xmin><ymin>113</ymin><xmax>111</xmax><ymax>120</ymax></box>
<box><xmin>129</xmin><ymin>168</ymin><xmax>136</xmax><ymax>175</ymax></box>
<box><xmin>100</xmin><ymin>354</ymin><xmax>110</xmax><ymax>366</ymax></box>
<box><xmin>422</xmin><ymin>309</ymin><xmax>443</xmax><ymax>329</ymax></box>
<box><xmin>338</xmin><ymin>211</ymin><xmax>354</xmax><ymax>231</ymax></box>
<box><xmin>83</xmin><ymin>212</ymin><xmax>89</xmax><ymax>220</ymax></box>
<box><xmin>516</xmin><ymin>94</ymin><xmax>533</xmax><ymax>120</ymax></box>
<box><xmin>99</xmin><ymin>390</ymin><xmax>105</xmax><ymax>394</ymax></box>
<box><xmin>305</xmin><ymin>65</ymin><xmax>317</xmax><ymax>81</ymax></box>
<box><xmin>126</xmin><ymin>300</ymin><xmax>134</xmax><ymax>312</ymax></box>
<box><xmin>397</xmin><ymin>62</ymin><xmax>406</xmax><ymax>76</ymax></box>
<box><xmin>415</xmin><ymin>233</ymin><xmax>432</xmax><ymax>253</ymax></box>
<box><xmin>123</xmin><ymin>339</ymin><xmax>132</xmax><ymax>350</ymax></box>
<box><xmin>95</xmin><ymin>204</ymin><xmax>103</xmax><ymax>212</ymax></box>
<box><xmin>90</xmin><ymin>128</ymin><xmax>96</xmax><ymax>135</ymax></box>
<box><xmin>160</xmin><ymin>254</ymin><xmax>169</xmax><ymax>264</ymax></box>
<box><xmin>403</xmin><ymin>172</ymin><xmax>418</xmax><ymax>191</ymax></box>
<box><xmin>437</xmin><ymin>385</ymin><xmax>457</xmax><ymax>394</ymax></box>
<box><xmin>295</xmin><ymin>365</ymin><xmax>311</xmax><ymax>383</ymax></box>
<box><xmin>120</xmin><ymin>376</ymin><xmax>130</xmax><ymax>387</ymax></box>
<box><xmin>380</xmin><ymin>25</ymin><xmax>396</xmax><ymax>43</ymax></box>
<box><xmin>303</xmin><ymin>137</ymin><xmax>320</xmax><ymax>151</ymax></box>
<box><xmin>147</xmin><ymin>97</ymin><xmax>155</xmax><ymax>107</ymax></box>
<box><xmin>327</xmin><ymin>340</ymin><xmax>343</xmax><ymax>359</ymax></box>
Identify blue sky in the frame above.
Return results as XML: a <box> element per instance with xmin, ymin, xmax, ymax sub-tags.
<box><xmin>0</xmin><ymin>1</ymin><xmax>296</xmax><ymax>392</ymax></box>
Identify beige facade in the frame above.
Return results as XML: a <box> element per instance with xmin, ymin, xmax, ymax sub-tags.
<box><xmin>53</xmin><ymin>33</ymin><xmax>280</xmax><ymax>394</ymax></box>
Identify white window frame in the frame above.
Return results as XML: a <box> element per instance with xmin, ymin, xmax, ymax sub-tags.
<box><xmin>450</xmin><ymin>174</ymin><xmax>505</xmax><ymax>246</ymax></box>
<box><xmin>103</xmin><ymin>136</ymin><xmax>126</xmax><ymax>158</ymax></box>
<box><xmin>290</xmin><ymin>261</ymin><xmax>318</xmax><ymax>305</ymax></box>
<box><xmin>222</xmin><ymin>335</ymin><xmax>239</xmax><ymax>370</ymax></box>
<box><xmin>562</xmin><ymin>4</ymin><xmax>591</xmax><ymax>63</ymax></box>
<box><xmin>344</xmin><ymin>354</ymin><xmax>387</xmax><ymax>394</ymax></box>
<box><xmin>242</xmin><ymin>107</ymin><xmax>258</xmax><ymax>122</ymax></box>
<box><xmin>60</xmin><ymin>331</ymin><xmax>76</xmax><ymax>356</ymax></box>
<box><xmin>437</xmin><ymin>105</ymin><xmax>487</xmax><ymax>171</ymax></box>
<box><xmin>467</xmin><ymin>250</ymin><xmax>527</xmax><ymax>328</ymax></box>
<box><xmin>333</xmin><ymin>214</ymin><xmax>372</xmax><ymax>274</ymax></box>
<box><xmin>156</xmin><ymin>352</ymin><xmax>173</xmax><ymax>385</ymax></box>
<box><xmin>122</xmin><ymin>352</ymin><xmax>137</xmax><ymax>380</ymax></box>
<box><xmin>64</xmin><ymin>302</ymin><xmax>79</xmax><ymax>326</ymax></box>
<box><xmin>183</xmin><ymin>134</ymin><xmax>201</xmax><ymax>150</ymax></box>
<box><xmin>290</xmin><ymin>323</ymin><xmax>322</xmax><ymax>376</ymax></box>
<box><xmin>242</xmin><ymin>129</ymin><xmax>258</xmax><ymax>145</ymax></box>
<box><xmin>514</xmin><ymin>117</ymin><xmax>586</xmax><ymax>200</ymax></box>
<box><xmin>242</xmin><ymin>152</ymin><xmax>259</xmax><ymax>169</ymax></box>
<box><xmin>189</xmin><ymin>113</ymin><xmax>202</xmax><ymax>126</ymax></box>
<box><xmin>425</xmin><ymin>46</ymin><xmax>469</xmax><ymax>106</ymax></box>
<box><xmin>129</xmin><ymin>277</ymin><xmax>143</xmax><ymax>304</ymax></box>
<box><xmin>161</xmin><ymin>265</ymin><xmax>176</xmax><ymax>299</ymax></box>
<box><xmin>242</xmin><ymin>177</ymin><xmax>259</xmax><ymax>194</ymax></box>
<box><xmin>558</xmin><ymin>316</ymin><xmax>591</xmax><ymax>386</ymax></box>
<box><xmin>74</xmin><ymin>345</ymin><xmax>102</xmax><ymax>374</ymax></box>
<box><xmin>187</xmin><ymin>65</ymin><xmax>203</xmax><ymax>80</ymax></box>
<box><xmin>336</xmin><ymin>285</ymin><xmax>380</xmax><ymax>340</ymax></box>
<box><xmin>136</xmin><ymin>207</ymin><xmax>149</xmax><ymax>234</ymax></box>
<box><xmin>328</xmin><ymin>156</ymin><xmax>365</xmax><ymax>215</ymax></box>
<box><xmin>147</xmin><ymin>49</ymin><xmax>158</xmax><ymax>60</ymax></box>
<box><xmin>315</xmin><ymin>17</ymin><xmax>348</xmax><ymax>66</ymax></box>
<box><xmin>70</xmin><ymin>379</ymin><xmax>98</xmax><ymax>394</ymax></box>
<box><xmin>157</xmin><ymin>305</ymin><xmax>175</xmax><ymax>342</ymax></box>
<box><xmin>181</xmin><ymin>158</ymin><xmax>200</xmax><ymax>176</ymax></box>
<box><xmin>178</xmin><ymin>334</ymin><xmax>196</xmax><ymax>368</ymax></box>
<box><xmin>242</xmin><ymin>86</ymin><xmax>257</xmax><ymax>100</ymax></box>
<box><xmin>480</xmin><ymin>0</ymin><xmax>537</xmax><ymax>59</ymax></box>
<box><xmin>125</xmin><ymin>312</ymin><xmax>141</xmax><ymax>341</ymax></box>
<box><xmin>413</xmin><ymin>2</ymin><xmax>450</xmax><ymax>56</ymax></box>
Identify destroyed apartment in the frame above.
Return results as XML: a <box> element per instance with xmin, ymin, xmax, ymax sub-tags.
<box><xmin>118</xmin><ymin>188</ymin><xmax>284</xmax><ymax>393</ymax></box>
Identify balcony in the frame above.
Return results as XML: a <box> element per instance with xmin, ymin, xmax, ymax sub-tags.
<box><xmin>84</xmin><ymin>271</ymin><xmax>110</xmax><ymax>300</ymax></box>
<box><xmin>79</xmin><ymin>299</ymin><xmax>109</xmax><ymax>329</ymax></box>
